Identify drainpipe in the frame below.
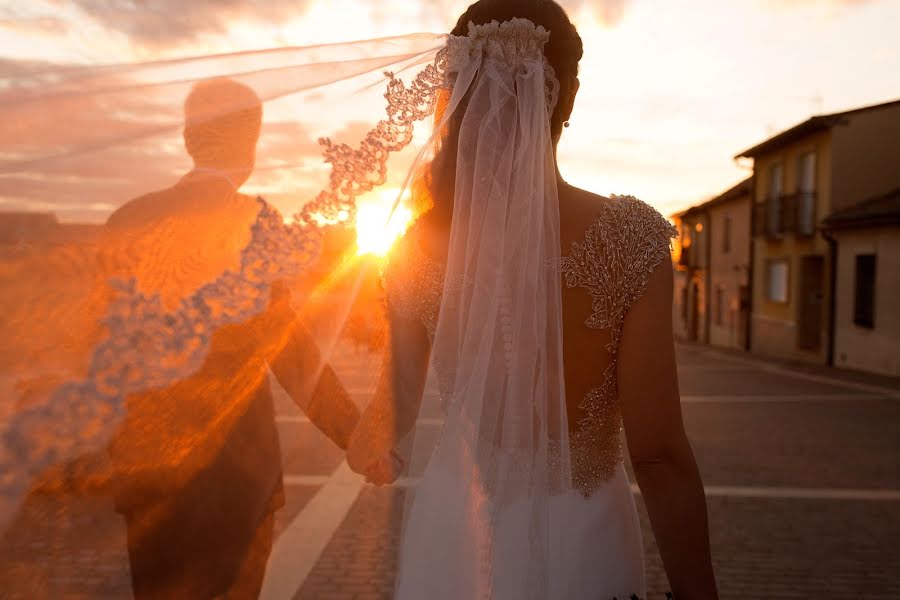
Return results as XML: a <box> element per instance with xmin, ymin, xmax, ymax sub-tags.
<box><xmin>705</xmin><ymin>214</ymin><xmax>712</xmax><ymax>346</ymax></box>
<box><xmin>745</xmin><ymin>179</ymin><xmax>756</xmax><ymax>352</ymax></box>
<box><xmin>822</xmin><ymin>227</ymin><xmax>838</xmax><ymax>367</ymax></box>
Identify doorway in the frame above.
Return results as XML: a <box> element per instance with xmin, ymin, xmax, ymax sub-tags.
<box><xmin>797</xmin><ymin>255</ymin><xmax>825</xmax><ymax>351</ymax></box>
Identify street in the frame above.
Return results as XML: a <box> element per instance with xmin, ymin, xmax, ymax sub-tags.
<box><xmin>276</xmin><ymin>343</ymin><xmax>900</xmax><ymax>600</ymax></box>
<box><xmin>1</xmin><ymin>343</ymin><xmax>899</xmax><ymax>599</ymax></box>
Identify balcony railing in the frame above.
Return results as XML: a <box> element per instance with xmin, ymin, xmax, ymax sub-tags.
<box><xmin>753</xmin><ymin>192</ymin><xmax>817</xmax><ymax>239</ymax></box>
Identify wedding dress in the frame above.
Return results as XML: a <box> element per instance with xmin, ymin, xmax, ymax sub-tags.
<box><xmin>348</xmin><ymin>19</ymin><xmax>677</xmax><ymax>600</ymax></box>
<box><xmin>1</xmin><ymin>15</ymin><xmax>675</xmax><ymax>599</ymax></box>
<box><xmin>379</xmin><ymin>194</ymin><xmax>676</xmax><ymax>599</ymax></box>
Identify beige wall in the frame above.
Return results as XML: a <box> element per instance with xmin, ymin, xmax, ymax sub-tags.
<box><xmin>831</xmin><ymin>104</ymin><xmax>900</xmax><ymax>212</ymax></box>
<box><xmin>750</xmin><ymin>131</ymin><xmax>833</xmax><ymax>363</ymax></box>
<box><xmin>833</xmin><ymin>227</ymin><xmax>900</xmax><ymax>377</ymax></box>
<box><xmin>708</xmin><ymin>196</ymin><xmax>751</xmax><ymax>349</ymax></box>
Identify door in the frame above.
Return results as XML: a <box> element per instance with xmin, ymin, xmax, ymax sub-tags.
<box><xmin>738</xmin><ymin>284</ymin><xmax>750</xmax><ymax>350</ymax></box>
<box><xmin>797</xmin><ymin>255</ymin><xmax>825</xmax><ymax>350</ymax></box>
<box><xmin>690</xmin><ymin>281</ymin><xmax>700</xmax><ymax>342</ymax></box>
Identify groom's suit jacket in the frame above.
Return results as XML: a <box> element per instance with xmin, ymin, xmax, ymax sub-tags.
<box><xmin>103</xmin><ymin>177</ymin><xmax>359</xmax><ymax>593</ymax></box>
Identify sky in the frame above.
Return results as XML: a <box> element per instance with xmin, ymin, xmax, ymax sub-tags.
<box><xmin>0</xmin><ymin>0</ymin><xmax>898</xmax><ymax>220</ymax></box>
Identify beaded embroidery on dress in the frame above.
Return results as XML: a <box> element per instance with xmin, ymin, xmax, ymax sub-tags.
<box><xmin>383</xmin><ymin>194</ymin><xmax>677</xmax><ymax>495</ymax></box>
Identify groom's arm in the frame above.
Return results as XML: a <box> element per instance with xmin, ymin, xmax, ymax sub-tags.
<box><xmin>260</xmin><ymin>281</ymin><xmax>360</xmax><ymax>450</ymax></box>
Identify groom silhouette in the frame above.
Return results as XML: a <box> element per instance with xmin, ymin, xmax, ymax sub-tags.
<box><xmin>104</xmin><ymin>78</ymin><xmax>360</xmax><ymax>599</ymax></box>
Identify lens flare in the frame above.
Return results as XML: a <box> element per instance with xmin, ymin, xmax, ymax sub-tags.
<box><xmin>355</xmin><ymin>190</ymin><xmax>414</xmax><ymax>256</ymax></box>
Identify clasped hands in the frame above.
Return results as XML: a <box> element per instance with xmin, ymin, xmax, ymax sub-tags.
<box><xmin>347</xmin><ymin>440</ymin><xmax>406</xmax><ymax>486</ymax></box>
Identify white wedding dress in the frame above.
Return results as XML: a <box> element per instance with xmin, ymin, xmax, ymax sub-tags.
<box><xmin>349</xmin><ymin>19</ymin><xmax>678</xmax><ymax>600</ymax></box>
<box><xmin>1</xmin><ymin>13</ymin><xmax>676</xmax><ymax>599</ymax></box>
<box><xmin>378</xmin><ymin>193</ymin><xmax>675</xmax><ymax>599</ymax></box>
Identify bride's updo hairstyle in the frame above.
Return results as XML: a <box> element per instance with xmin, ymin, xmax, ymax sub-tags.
<box><xmin>451</xmin><ymin>0</ymin><xmax>582</xmax><ymax>139</ymax></box>
<box><xmin>420</xmin><ymin>0</ymin><xmax>583</xmax><ymax>232</ymax></box>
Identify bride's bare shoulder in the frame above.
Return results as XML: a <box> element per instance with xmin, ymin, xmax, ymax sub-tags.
<box><xmin>560</xmin><ymin>183</ymin><xmax>673</xmax><ymax>242</ymax></box>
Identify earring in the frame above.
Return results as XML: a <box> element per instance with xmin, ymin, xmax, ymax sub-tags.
<box><xmin>563</xmin><ymin>121</ymin><xmax>570</xmax><ymax>128</ymax></box>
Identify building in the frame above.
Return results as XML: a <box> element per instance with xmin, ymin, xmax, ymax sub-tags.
<box><xmin>672</xmin><ymin>178</ymin><xmax>752</xmax><ymax>350</ymax></box>
<box><xmin>736</xmin><ymin>99</ymin><xmax>900</xmax><ymax>364</ymax></box>
<box><xmin>0</xmin><ymin>212</ymin><xmax>101</xmax><ymax>255</ymax></box>
<box><xmin>672</xmin><ymin>206</ymin><xmax>708</xmax><ymax>343</ymax></box>
<box><xmin>823</xmin><ymin>188</ymin><xmax>900</xmax><ymax>377</ymax></box>
<box><xmin>706</xmin><ymin>179</ymin><xmax>753</xmax><ymax>350</ymax></box>
<box><xmin>0</xmin><ymin>212</ymin><xmax>59</xmax><ymax>247</ymax></box>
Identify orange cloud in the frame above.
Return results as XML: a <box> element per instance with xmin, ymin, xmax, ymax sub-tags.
<box><xmin>50</xmin><ymin>0</ymin><xmax>315</xmax><ymax>47</ymax></box>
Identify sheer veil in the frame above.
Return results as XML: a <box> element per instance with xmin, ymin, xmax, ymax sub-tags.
<box><xmin>0</xmin><ymin>16</ymin><xmax>576</xmax><ymax>598</ymax></box>
<box><xmin>381</xmin><ymin>19</ymin><xmax>577</xmax><ymax>598</ymax></box>
<box><xmin>0</xmin><ymin>33</ymin><xmax>448</xmax><ymax>529</ymax></box>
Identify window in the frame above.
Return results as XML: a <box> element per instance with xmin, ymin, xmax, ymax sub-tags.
<box><xmin>722</xmin><ymin>216</ymin><xmax>732</xmax><ymax>254</ymax></box>
<box><xmin>797</xmin><ymin>152</ymin><xmax>817</xmax><ymax>235</ymax></box>
<box><xmin>767</xmin><ymin>163</ymin><xmax>784</xmax><ymax>235</ymax></box>
<box><xmin>715</xmin><ymin>286</ymin><xmax>725</xmax><ymax>326</ymax></box>
<box><xmin>799</xmin><ymin>152</ymin><xmax>817</xmax><ymax>193</ymax></box>
<box><xmin>767</xmin><ymin>260</ymin><xmax>789</xmax><ymax>303</ymax></box>
<box><xmin>854</xmin><ymin>254</ymin><xmax>876</xmax><ymax>329</ymax></box>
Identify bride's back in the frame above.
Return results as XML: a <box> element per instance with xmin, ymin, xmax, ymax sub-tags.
<box><xmin>556</xmin><ymin>184</ymin><xmax>676</xmax><ymax>491</ymax></box>
<box><xmin>384</xmin><ymin>182</ymin><xmax>675</xmax><ymax>494</ymax></box>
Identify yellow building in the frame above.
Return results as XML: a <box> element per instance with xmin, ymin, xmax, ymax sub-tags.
<box><xmin>736</xmin><ymin>99</ymin><xmax>900</xmax><ymax>364</ymax></box>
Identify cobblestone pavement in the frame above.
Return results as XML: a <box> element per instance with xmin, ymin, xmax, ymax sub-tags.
<box><xmin>2</xmin><ymin>343</ymin><xmax>899</xmax><ymax>599</ymax></box>
<box><xmin>288</xmin><ymin>344</ymin><xmax>900</xmax><ymax>600</ymax></box>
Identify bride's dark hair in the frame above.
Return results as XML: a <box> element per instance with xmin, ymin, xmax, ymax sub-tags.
<box><xmin>417</xmin><ymin>0</ymin><xmax>583</xmax><ymax>232</ymax></box>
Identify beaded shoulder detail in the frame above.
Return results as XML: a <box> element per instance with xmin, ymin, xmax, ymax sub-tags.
<box><xmin>559</xmin><ymin>195</ymin><xmax>677</xmax><ymax>492</ymax></box>
<box><xmin>380</xmin><ymin>196</ymin><xmax>677</xmax><ymax>495</ymax></box>
<box><xmin>560</xmin><ymin>195</ymin><xmax>677</xmax><ymax>343</ymax></box>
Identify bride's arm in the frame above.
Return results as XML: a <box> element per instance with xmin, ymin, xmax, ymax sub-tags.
<box><xmin>618</xmin><ymin>262</ymin><xmax>719</xmax><ymax>600</ymax></box>
<box><xmin>346</xmin><ymin>308</ymin><xmax>431</xmax><ymax>478</ymax></box>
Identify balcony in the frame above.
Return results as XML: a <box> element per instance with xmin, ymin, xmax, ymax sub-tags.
<box><xmin>678</xmin><ymin>244</ymin><xmax>692</xmax><ymax>268</ymax></box>
<box><xmin>753</xmin><ymin>192</ymin><xmax>817</xmax><ymax>239</ymax></box>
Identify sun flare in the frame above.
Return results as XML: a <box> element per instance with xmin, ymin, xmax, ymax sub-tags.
<box><xmin>355</xmin><ymin>190</ymin><xmax>415</xmax><ymax>257</ymax></box>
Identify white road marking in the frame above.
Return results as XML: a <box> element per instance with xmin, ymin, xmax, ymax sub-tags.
<box><xmin>276</xmin><ymin>415</ymin><xmax>445</xmax><ymax>426</ymax></box>
<box><xmin>260</xmin><ymin>462</ymin><xmax>364</xmax><ymax>600</ymax></box>
<box><xmin>351</xmin><ymin>476</ymin><xmax>900</xmax><ymax>502</ymax></box>
<box><xmin>631</xmin><ymin>484</ymin><xmax>900</xmax><ymax>502</ymax></box>
<box><xmin>680</xmin><ymin>393</ymin><xmax>881</xmax><ymax>403</ymax></box>
<box><xmin>282</xmin><ymin>474</ymin><xmax>331</xmax><ymax>486</ymax></box>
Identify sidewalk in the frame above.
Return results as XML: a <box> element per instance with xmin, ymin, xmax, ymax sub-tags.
<box><xmin>675</xmin><ymin>340</ymin><xmax>900</xmax><ymax>395</ymax></box>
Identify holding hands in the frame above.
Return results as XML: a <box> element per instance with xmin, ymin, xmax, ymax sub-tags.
<box><xmin>356</xmin><ymin>449</ymin><xmax>405</xmax><ymax>486</ymax></box>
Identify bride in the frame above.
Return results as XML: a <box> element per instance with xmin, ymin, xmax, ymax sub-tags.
<box><xmin>346</xmin><ymin>1</ymin><xmax>719</xmax><ymax>598</ymax></box>
<box><xmin>0</xmin><ymin>1</ymin><xmax>717</xmax><ymax>598</ymax></box>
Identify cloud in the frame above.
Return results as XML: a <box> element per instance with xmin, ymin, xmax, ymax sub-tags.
<box><xmin>32</xmin><ymin>0</ymin><xmax>632</xmax><ymax>50</ymax></box>
<box><xmin>760</xmin><ymin>0</ymin><xmax>876</xmax><ymax>7</ymax></box>
<box><xmin>0</xmin><ymin>16</ymin><xmax>68</xmax><ymax>36</ymax></box>
<box><xmin>58</xmin><ymin>0</ymin><xmax>315</xmax><ymax>47</ymax></box>
<box><xmin>425</xmin><ymin>0</ymin><xmax>631</xmax><ymax>28</ymax></box>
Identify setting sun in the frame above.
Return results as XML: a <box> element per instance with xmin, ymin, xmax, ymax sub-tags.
<box><xmin>355</xmin><ymin>190</ymin><xmax>415</xmax><ymax>257</ymax></box>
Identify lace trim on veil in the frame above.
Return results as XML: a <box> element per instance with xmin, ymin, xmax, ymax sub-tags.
<box><xmin>2</xmin><ymin>36</ymin><xmax>453</xmax><ymax>499</ymax></box>
<box><xmin>1</xmin><ymin>17</ymin><xmax>562</xmax><ymax>514</ymax></box>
